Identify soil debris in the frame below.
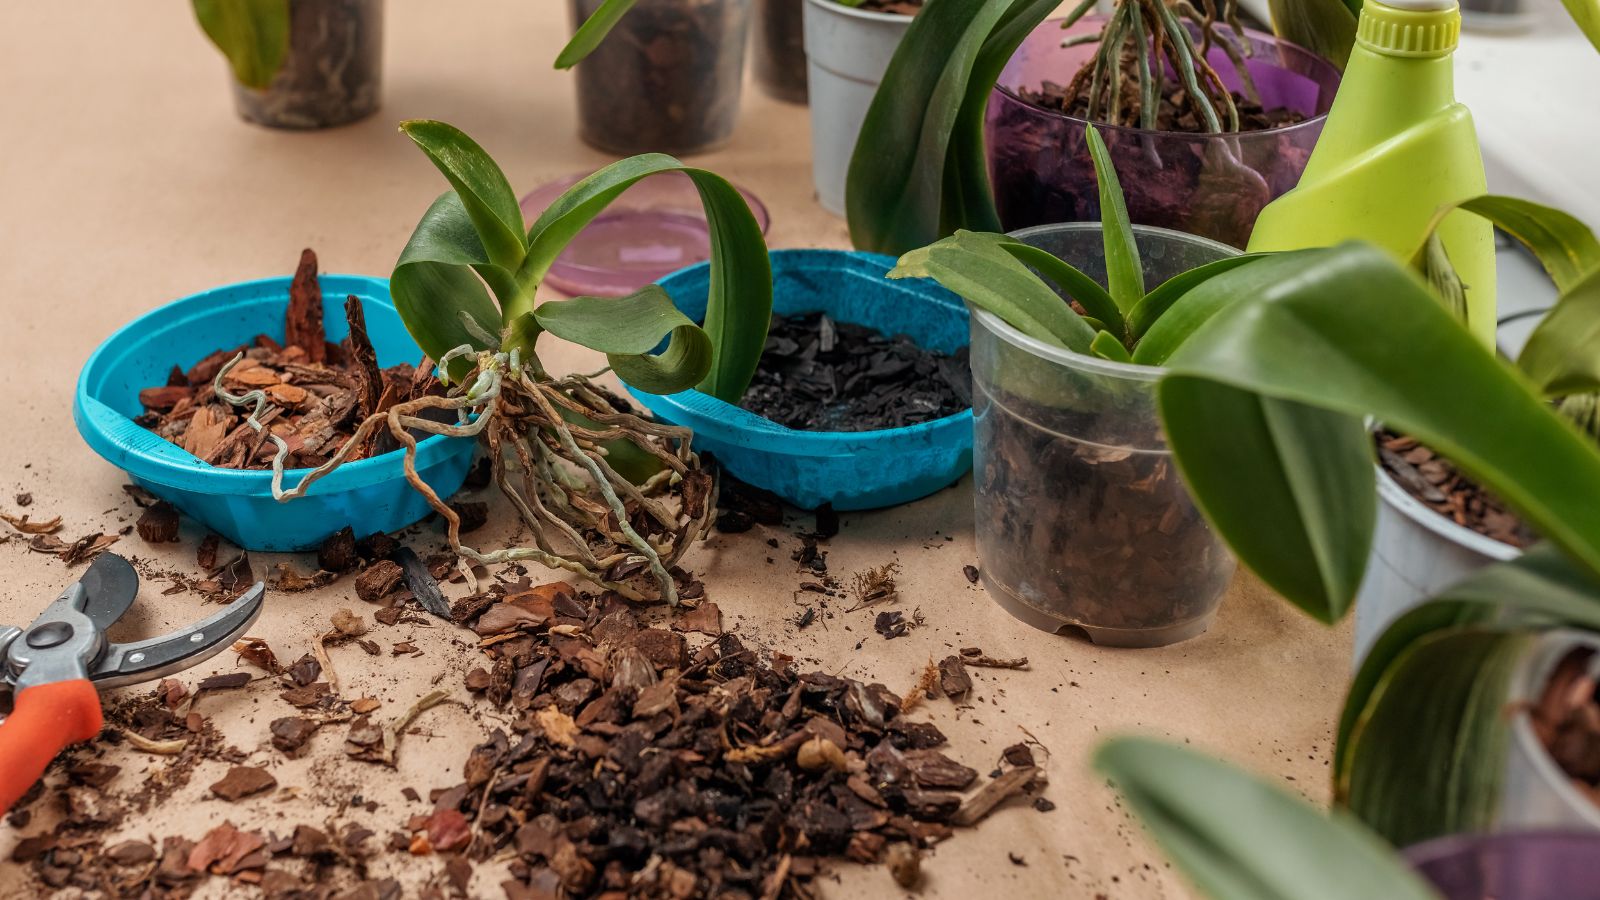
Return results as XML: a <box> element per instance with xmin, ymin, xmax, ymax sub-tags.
<box><xmin>135</xmin><ymin>502</ymin><xmax>181</xmax><ymax>543</ymax></box>
<box><xmin>208</xmin><ymin>766</ymin><xmax>277</xmax><ymax>802</ymax></box>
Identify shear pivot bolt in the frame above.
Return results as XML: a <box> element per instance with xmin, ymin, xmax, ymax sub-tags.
<box><xmin>25</xmin><ymin>622</ymin><xmax>72</xmax><ymax>649</ymax></box>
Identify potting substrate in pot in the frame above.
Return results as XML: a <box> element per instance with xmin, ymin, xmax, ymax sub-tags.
<box><xmin>567</xmin><ymin>0</ymin><xmax>751</xmax><ymax>155</ymax></box>
<box><xmin>802</xmin><ymin>0</ymin><xmax>917</xmax><ymax>216</ymax></box>
<box><xmin>1352</xmin><ymin>430</ymin><xmax>1527</xmax><ymax>662</ymax></box>
<box><xmin>970</xmin><ymin>223</ymin><xmax>1238</xmax><ymax>648</ymax></box>
<box><xmin>1500</xmin><ymin>631</ymin><xmax>1600</xmax><ymax>832</ymax></box>
<box><xmin>986</xmin><ymin>16</ymin><xmax>1340</xmax><ymax>249</ymax></box>
<box><xmin>74</xmin><ymin>253</ymin><xmax>474</xmax><ymax>552</ymax></box>
<box><xmin>627</xmin><ymin>248</ymin><xmax>973</xmax><ymax>511</ymax></box>
<box><xmin>230</xmin><ymin>0</ymin><xmax>383</xmax><ymax>129</ymax></box>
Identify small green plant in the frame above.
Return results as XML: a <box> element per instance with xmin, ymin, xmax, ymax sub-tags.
<box><xmin>554</xmin><ymin>0</ymin><xmax>638</xmax><ymax>69</ymax></box>
<box><xmin>221</xmin><ymin>120</ymin><xmax>772</xmax><ymax>604</ymax></box>
<box><xmin>192</xmin><ymin>0</ymin><xmax>290</xmax><ymax>89</ymax></box>
<box><xmin>888</xmin><ymin>125</ymin><xmax>1262</xmax><ymax>365</ymax></box>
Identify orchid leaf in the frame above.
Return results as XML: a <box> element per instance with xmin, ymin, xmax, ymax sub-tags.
<box><xmin>391</xmin><ymin>192</ymin><xmax>506</xmax><ymax>381</ymax></box>
<box><xmin>1521</xmin><ymin>267</ymin><xmax>1600</xmax><ymax>397</ymax></box>
<box><xmin>1090</xmin><ymin>330</ymin><xmax>1133</xmax><ymax>362</ymax></box>
<box><xmin>890</xmin><ymin>230</ymin><xmax>1096</xmax><ymax>353</ymax></box>
<box><xmin>997</xmin><ymin>238</ymin><xmax>1122</xmax><ymax>338</ymax></box>
<box><xmin>554</xmin><ymin>0</ymin><xmax>638</xmax><ymax>68</ymax></box>
<box><xmin>1086</xmin><ymin>125</ymin><xmax>1144</xmax><ymax>312</ymax></box>
<box><xmin>1268</xmin><ymin>0</ymin><xmax>1357</xmax><ymax>70</ymax></box>
<box><xmin>1127</xmin><ymin>254</ymin><xmax>1262</xmax><ymax>342</ymax></box>
<box><xmin>521</xmin><ymin>157</ymin><xmax>771</xmax><ymax>402</ymax></box>
<box><xmin>193</xmin><ymin>0</ymin><xmax>290</xmax><ymax>90</ymax></box>
<box><xmin>533</xmin><ymin>286</ymin><xmax>714</xmax><ymax>395</ymax></box>
<box><xmin>847</xmin><ymin>0</ymin><xmax>1063</xmax><ymax>255</ymax></box>
<box><xmin>1096</xmin><ymin>738</ymin><xmax>1438</xmax><ymax>900</ymax></box>
<box><xmin>1158</xmin><ymin>242</ymin><xmax>1600</xmax><ymax>622</ymax></box>
<box><xmin>1560</xmin><ymin>0</ymin><xmax>1600</xmax><ymax>53</ymax></box>
<box><xmin>1434</xmin><ymin>195</ymin><xmax>1600</xmax><ymax>293</ymax></box>
<box><xmin>400</xmin><ymin>121</ymin><xmax>528</xmax><ymax>277</ymax></box>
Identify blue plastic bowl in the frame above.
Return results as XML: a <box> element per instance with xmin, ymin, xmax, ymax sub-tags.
<box><xmin>74</xmin><ymin>275</ymin><xmax>476</xmax><ymax>551</ymax></box>
<box><xmin>627</xmin><ymin>249</ymin><xmax>973</xmax><ymax>511</ymax></box>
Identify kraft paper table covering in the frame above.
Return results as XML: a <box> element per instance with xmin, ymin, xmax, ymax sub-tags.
<box><xmin>0</xmin><ymin>2</ymin><xmax>1350</xmax><ymax>897</ymax></box>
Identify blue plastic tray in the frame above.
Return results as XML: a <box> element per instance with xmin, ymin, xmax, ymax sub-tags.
<box><xmin>628</xmin><ymin>250</ymin><xmax>973</xmax><ymax>511</ymax></box>
<box><xmin>75</xmin><ymin>275</ymin><xmax>476</xmax><ymax>551</ymax></box>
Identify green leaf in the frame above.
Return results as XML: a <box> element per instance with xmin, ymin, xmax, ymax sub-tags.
<box><xmin>391</xmin><ymin>192</ymin><xmax>508</xmax><ymax>381</ymax></box>
<box><xmin>1521</xmin><ymin>267</ymin><xmax>1600</xmax><ymax>397</ymax></box>
<box><xmin>1340</xmin><ymin>627</ymin><xmax>1527</xmax><ymax>847</ymax></box>
<box><xmin>1085</xmin><ymin>125</ymin><xmax>1144</xmax><ymax>313</ymax></box>
<box><xmin>1158</xmin><ymin>242</ymin><xmax>1600</xmax><ymax>618</ymax></box>
<box><xmin>192</xmin><ymin>0</ymin><xmax>290</xmax><ymax>90</ymax></box>
<box><xmin>1268</xmin><ymin>0</ymin><xmax>1358</xmax><ymax>70</ymax></box>
<box><xmin>1560</xmin><ymin>0</ymin><xmax>1600</xmax><ymax>53</ymax></box>
<box><xmin>1095</xmin><ymin>738</ymin><xmax>1438</xmax><ymax>900</ymax></box>
<box><xmin>846</xmin><ymin>0</ymin><xmax>1064</xmax><ymax>255</ymax></box>
<box><xmin>1090</xmin><ymin>330</ymin><xmax>1133</xmax><ymax>362</ymax></box>
<box><xmin>400</xmin><ymin>121</ymin><xmax>528</xmax><ymax>279</ymax></box>
<box><xmin>997</xmin><ymin>239</ymin><xmax>1123</xmax><ymax>338</ymax></box>
<box><xmin>533</xmin><ymin>285</ymin><xmax>713</xmax><ymax>395</ymax></box>
<box><xmin>889</xmin><ymin>231</ymin><xmax>1097</xmax><ymax>353</ymax></box>
<box><xmin>1336</xmin><ymin>547</ymin><xmax>1600</xmax><ymax>845</ymax></box>
<box><xmin>1160</xmin><ymin>380</ymin><xmax>1375</xmax><ymax>623</ymax></box>
<box><xmin>521</xmin><ymin>156</ymin><xmax>771</xmax><ymax>402</ymax></box>
<box><xmin>1337</xmin><ymin>543</ymin><xmax>1600</xmax><ymax>780</ymax></box>
<box><xmin>554</xmin><ymin>0</ymin><xmax>638</xmax><ymax>69</ymax></box>
<box><xmin>1126</xmin><ymin>254</ymin><xmax>1261</xmax><ymax>343</ymax></box>
<box><xmin>1131</xmin><ymin>251</ymin><xmax>1318</xmax><ymax>366</ymax></box>
<box><xmin>1444</xmin><ymin>196</ymin><xmax>1600</xmax><ymax>293</ymax></box>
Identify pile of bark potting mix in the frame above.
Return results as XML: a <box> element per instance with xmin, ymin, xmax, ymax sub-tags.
<box><xmin>5</xmin><ymin>487</ymin><xmax>1047</xmax><ymax>898</ymax></box>
<box><xmin>135</xmin><ymin>249</ymin><xmax>440</xmax><ymax>470</ymax></box>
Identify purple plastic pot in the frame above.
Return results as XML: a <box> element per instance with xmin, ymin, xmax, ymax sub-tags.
<box><xmin>1404</xmin><ymin>831</ymin><xmax>1600</xmax><ymax>899</ymax></box>
<box><xmin>985</xmin><ymin>17</ymin><xmax>1341</xmax><ymax>249</ymax></box>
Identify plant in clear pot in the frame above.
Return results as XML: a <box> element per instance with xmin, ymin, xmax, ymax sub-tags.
<box><xmin>202</xmin><ymin>119</ymin><xmax>773</xmax><ymax>603</ymax></box>
<box><xmin>556</xmin><ymin>0</ymin><xmax>752</xmax><ymax>155</ymax></box>
<box><xmin>193</xmin><ymin>0</ymin><xmax>382</xmax><ymax>129</ymax></box>
<box><xmin>1126</xmin><ymin>209</ymin><xmax>1600</xmax><ymax>841</ymax></box>
<box><xmin>890</xmin><ymin>126</ymin><xmax>1266</xmax><ymax>646</ymax></box>
<box><xmin>845</xmin><ymin>0</ymin><xmax>1353</xmax><ymax>256</ymax></box>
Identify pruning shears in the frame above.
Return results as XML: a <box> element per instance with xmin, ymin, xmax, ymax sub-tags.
<box><xmin>0</xmin><ymin>553</ymin><xmax>264</xmax><ymax>813</ymax></box>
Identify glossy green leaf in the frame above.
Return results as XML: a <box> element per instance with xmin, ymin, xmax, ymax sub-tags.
<box><xmin>1268</xmin><ymin>0</ymin><xmax>1358</xmax><ymax>70</ymax></box>
<box><xmin>1090</xmin><ymin>330</ymin><xmax>1133</xmax><ymax>362</ymax></box>
<box><xmin>391</xmin><ymin>192</ymin><xmax>508</xmax><ymax>381</ymax></box>
<box><xmin>521</xmin><ymin>155</ymin><xmax>772</xmax><ymax>403</ymax></box>
<box><xmin>554</xmin><ymin>0</ymin><xmax>638</xmax><ymax>68</ymax></box>
<box><xmin>1337</xmin><ymin>544</ymin><xmax>1600</xmax><ymax>780</ymax></box>
<box><xmin>846</xmin><ymin>0</ymin><xmax>1064</xmax><ymax>255</ymax></box>
<box><xmin>1160</xmin><ymin>380</ymin><xmax>1375</xmax><ymax>622</ymax></box>
<box><xmin>997</xmin><ymin>239</ymin><xmax>1122</xmax><ymax>338</ymax></box>
<box><xmin>533</xmin><ymin>285</ymin><xmax>713</xmax><ymax>395</ymax></box>
<box><xmin>400</xmin><ymin>121</ymin><xmax>528</xmax><ymax>279</ymax></box>
<box><xmin>1131</xmin><ymin>250</ymin><xmax>1319</xmax><ymax>366</ymax></box>
<box><xmin>1441</xmin><ymin>196</ymin><xmax>1600</xmax><ymax>293</ymax></box>
<box><xmin>1158</xmin><ymin>242</ymin><xmax>1600</xmax><ymax>620</ymax></box>
<box><xmin>889</xmin><ymin>230</ymin><xmax>1097</xmax><ymax>353</ymax></box>
<box><xmin>193</xmin><ymin>0</ymin><xmax>290</xmax><ymax>90</ymax></box>
<box><xmin>1127</xmin><ymin>254</ymin><xmax>1260</xmax><ymax>342</ymax></box>
<box><xmin>1095</xmin><ymin>738</ymin><xmax>1438</xmax><ymax>900</ymax></box>
<box><xmin>1521</xmin><ymin>267</ymin><xmax>1600</xmax><ymax>396</ymax></box>
<box><xmin>1086</xmin><ymin>125</ymin><xmax>1144</xmax><ymax>312</ymax></box>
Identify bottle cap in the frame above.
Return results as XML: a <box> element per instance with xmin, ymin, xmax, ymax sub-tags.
<box><xmin>1359</xmin><ymin>0</ymin><xmax>1462</xmax><ymax>56</ymax></box>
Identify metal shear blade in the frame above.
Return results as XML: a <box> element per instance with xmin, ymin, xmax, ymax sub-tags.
<box><xmin>89</xmin><ymin>583</ymin><xmax>265</xmax><ymax>691</ymax></box>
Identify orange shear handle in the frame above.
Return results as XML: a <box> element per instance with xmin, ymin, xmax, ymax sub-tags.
<box><xmin>0</xmin><ymin>679</ymin><xmax>103</xmax><ymax>814</ymax></box>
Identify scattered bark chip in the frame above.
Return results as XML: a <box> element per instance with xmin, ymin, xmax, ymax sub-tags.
<box><xmin>136</xmin><ymin>501</ymin><xmax>181</xmax><ymax>543</ymax></box>
<box><xmin>209</xmin><ymin>766</ymin><xmax>277</xmax><ymax>802</ymax></box>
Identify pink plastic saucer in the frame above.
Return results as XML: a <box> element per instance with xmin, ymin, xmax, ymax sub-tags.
<box><xmin>520</xmin><ymin>171</ymin><xmax>771</xmax><ymax>298</ymax></box>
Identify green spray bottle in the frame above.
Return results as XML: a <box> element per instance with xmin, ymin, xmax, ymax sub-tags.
<box><xmin>1247</xmin><ymin>0</ymin><xmax>1496</xmax><ymax>346</ymax></box>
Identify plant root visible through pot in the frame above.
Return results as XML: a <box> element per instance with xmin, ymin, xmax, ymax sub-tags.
<box><xmin>217</xmin><ymin>347</ymin><xmax>715</xmax><ymax>604</ymax></box>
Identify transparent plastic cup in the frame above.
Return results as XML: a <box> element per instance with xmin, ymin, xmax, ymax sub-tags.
<box><xmin>970</xmin><ymin>223</ymin><xmax>1238</xmax><ymax>647</ymax></box>
<box><xmin>231</xmin><ymin>0</ymin><xmax>382</xmax><ymax>129</ymax></box>
<box><xmin>754</xmin><ymin>0</ymin><xmax>808</xmax><ymax>102</ymax></box>
<box><xmin>985</xmin><ymin>17</ymin><xmax>1340</xmax><ymax>248</ymax></box>
<box><xmin>569</xmin><ymin>0</ymin><xmax>751</xmax><ymax>156</ymax></box>
<box><xmin>1404</xmin><ymin>831</ymin><xmax>1600</xmax><ymax>900</ymax></box>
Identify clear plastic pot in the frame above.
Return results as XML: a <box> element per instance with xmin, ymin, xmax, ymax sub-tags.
<box><xmin>231</xmin><ymin>0</ymin><xmax>383</xmax><ymax>130</ymax></box>
<box><xmin>569</xmin><ymin>0</ymin><xmax>752</xmax><ymax>156</ymax></box>
<box><xmin>985</xmin><ymin>16</ymin><xmax>1340</xmax><ymax>248</ymax></box>
<box><xmin>753</xmin><ymin>0</ymin><xmax>808</xmax><ymax>103</ymax></box>
<box><xmin>971</xmin><ymin>223</ymin><xmax>1237</xmax><ymax>647</ymax></box>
